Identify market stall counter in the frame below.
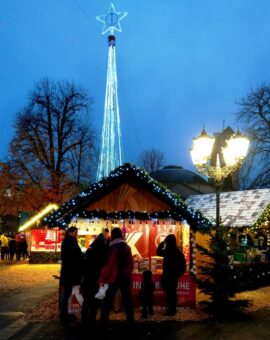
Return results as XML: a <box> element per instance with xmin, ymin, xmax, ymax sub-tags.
<box><xmin>132</xmin><ymin>272</ymin><xmax>196</xmax><ymax>309</ymax></box>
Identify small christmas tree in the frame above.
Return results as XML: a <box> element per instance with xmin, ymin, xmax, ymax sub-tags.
<box><xmin>197</xmin><ymin>225</ymin><xmax>250</xmax><ymax>319</ymax></box>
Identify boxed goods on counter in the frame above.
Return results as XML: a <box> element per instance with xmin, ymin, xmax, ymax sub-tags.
<box><xmin>133</xmin><ymin>259</ymin><xmax>139</xmax><ymax>273</ymax></box>
<box><xmin>139</xmin><ymin>258</ymin><xmax>150</xmax><ymax>272</ymax></box>
<box><xmin>151</xmin><ymin>256</ymin><xmax>163</xmax><ymax>274</ymax></box>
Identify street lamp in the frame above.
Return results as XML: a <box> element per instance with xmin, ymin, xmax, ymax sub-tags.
<box><xmin>191</xmin><ymin>128</ymin><xmax>249</xmax><ymax>227</ymax></box>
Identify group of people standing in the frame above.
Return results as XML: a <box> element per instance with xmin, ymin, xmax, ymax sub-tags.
<box><xmin>59</xmin><ymin>226</ymin><xmax>134</xmax><ymax>332</ymax></box>
<box><xmin>0</xmin><ymin>234</ymin><xmax>28</xmax><ymax>261</ymax></box>
<box><xmin>59</xmin><ymin>225</ymin><xmax>186</xmax><ymax>333</ymax></box>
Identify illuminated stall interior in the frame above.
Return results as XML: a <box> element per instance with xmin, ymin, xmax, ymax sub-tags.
<box><xmin>18</xmin><ymin>204</ymin><xmax>62</xmax><ymax>254</ymax></box>
<box><xmin>68</xmin><ymin>217</ymin><xmax>191</xmax><ymax>273</ymax></box>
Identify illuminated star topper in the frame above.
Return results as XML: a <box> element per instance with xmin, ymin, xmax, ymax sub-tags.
<box><xmin>96</xmin><ymin>3</ymin><xmax>127</xmax><ymax>35</ymax></box>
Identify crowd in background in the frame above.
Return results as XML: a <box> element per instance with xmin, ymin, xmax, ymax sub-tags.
<box><xmin>0</xmin><ymin>234</ymin><xmax>28</xmax><ymax>261</ymax></box>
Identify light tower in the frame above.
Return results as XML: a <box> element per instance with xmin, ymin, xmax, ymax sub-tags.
<box><xmin>96</xmin><ymin>3</ymin><xmax>127</xmax><ymax>181</ymax></box>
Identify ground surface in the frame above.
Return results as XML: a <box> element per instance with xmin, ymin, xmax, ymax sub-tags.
<box><xmin>0</xmin><ymin>261</ymin><xmax>270</xmax><ymax>339</ymax></box>
<box><xmin>0</xmin><ymin>261</ymin><xmax>59</xmax><ymax>335</ymax></box>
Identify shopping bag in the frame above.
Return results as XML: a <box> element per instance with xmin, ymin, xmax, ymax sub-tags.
<box><xmin>95</xmin><ymin>284</ymin><xmax>109</xmax><ymax>300</ymax></box>
<box><xmin>68</xmin><ymin>285</ymin><xmax>84</xmax><ymax>314</ymax></box>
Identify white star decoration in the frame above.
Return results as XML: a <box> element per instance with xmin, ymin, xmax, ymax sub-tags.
<box><xmin>96</xmin><ymin>3</ymin><xmax>127</xmax><ymax>35</ymax></box>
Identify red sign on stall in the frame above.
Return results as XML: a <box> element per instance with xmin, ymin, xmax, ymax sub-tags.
<box><xmin>132</xmin><ymin>273</ymin><xmax>196</xmax><ymax>309</ymax></box>
<box><xmin>126</xmin><ymin>224</ymin><xmax>181</xmax><ymax>259</ymax></box>
<box><xmin>31</xmin><ymin>229</ymin><xmax>63</xmax><ymax>252</ymax></box>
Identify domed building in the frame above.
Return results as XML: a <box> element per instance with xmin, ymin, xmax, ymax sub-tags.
<box><xmin>151</xmin><ymin>165</ymin><xmax>215</xmax><ymax>199</ymax></box>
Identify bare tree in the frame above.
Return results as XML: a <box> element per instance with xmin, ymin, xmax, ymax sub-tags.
<box><xmin>236</xmin><ymin>83</ymin><xmax>270</xmax><ymax>188</ymax></box>
<box><xmin>139</xmin><ymin>148</ymin><xmax>166</xmax><ymax>173</ymax></box>
<box><xmin>9</xmin><ymin>78</ymin><xmax>97</xmax><ymax>204</ymax></box>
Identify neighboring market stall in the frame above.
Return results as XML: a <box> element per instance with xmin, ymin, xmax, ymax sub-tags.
<box><xmin>186</xmin><ymin>189</ymin><xmax>270</xmax><ymax>265</ymax></box>
<box><xmin>18</xmin><ymin>204</ymin><xmax>62</xmax><ymax>263</ymax></box>
<box><xmin>43</xmin><ymin>163</ymin><xmax>211</xmax><ymax>309</ymax></box>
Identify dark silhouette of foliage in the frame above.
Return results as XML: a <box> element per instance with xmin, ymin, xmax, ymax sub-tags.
<box><xmin>197</xmin><ymin>226</ymin><xmax>251</xmax><ymax>319</ymax></box>
<box><xmin>139</xmin><ymin>148</ymin><xmax>166</xmax><ymax>173</ymax></box>
<box><xmin>8</xmin><ymin>78</ymin><xmax>97</xmax><ymax>205</ymax></box>
<box><xmin>236</xmin><ymin>83</ymin><xmax>270</xmax><ymax>188</ymax></box>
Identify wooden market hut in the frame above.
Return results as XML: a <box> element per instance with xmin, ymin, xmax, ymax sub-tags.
<box><xmin>43</xmin><ymin>163</ymin><xmax>212</xmax><ymax>308</ymax></box>
<box><xmin>44</xmin><ymin>163</ymin><xmax>211</xmax><ymax>258</ymax></box>
<box><xmin>186</xmin><ymin>188</ymin><xmax>270</xmax><ymax>263</ymax></box>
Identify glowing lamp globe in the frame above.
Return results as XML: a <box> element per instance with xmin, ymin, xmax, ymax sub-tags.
<box><xmin>191</xmin><ymin>129</ymin><xmax>215</xmax><ymax>165</ymax></box>
<box><xmin>222</xmin><ymin>132</ymin><xmax>249</xmax><ymax>166</ymax></box>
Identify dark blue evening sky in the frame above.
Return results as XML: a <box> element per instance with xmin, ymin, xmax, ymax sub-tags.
<box><xmin>1</xmin><ymin>0</ymin><xmax>270</xmax><ymax>171</ymax></box>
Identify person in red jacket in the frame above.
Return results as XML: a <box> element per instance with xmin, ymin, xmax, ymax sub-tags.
<box><xmin>99</xmin><ymin>227</ymin><xmax>134</xmax><ymax>329</ymax></box>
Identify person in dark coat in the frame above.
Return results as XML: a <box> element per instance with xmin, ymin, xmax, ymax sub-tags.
<box><xmin>80</xmin><ymin>233</ymin><xmax>107</xmax><ymax>331</ymax></box>
<box><xmin>157</xmin><ymin>234</ymin><xmax>186</xmax><ymax>316</ymax></box>
<box><xmin>103</xmin><ymin>227</ymin><xmax>111</xmax><ymax>245</ymax></box>
<box><xmin>60</xmin><ymin>226</ymin><xmax>83</xmax><ymax>323</ymax></box>
<box><xmin>140</xmin><ymin>270</ymin><xmax>155</xmax><ymax>319</ymax></box>
<box><xmin>21</xmin><ymin>239</ymin><xmax>28</xmax><ymax>260</ymax></box>
<box><xmin>99</xmin><ymin>227</ymin><xmax>134</xmax><ymax>329</ymax></box>
<box><xmin>8</xmin><ymin>237</ymin><xmax>17</xmax><ymax>261</ymax></box>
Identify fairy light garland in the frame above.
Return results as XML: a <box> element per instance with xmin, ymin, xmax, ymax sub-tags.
<box><xmin>190</xmin><ymin>230</ymin><xmax>197</xmax><ymax>276</ymax></box>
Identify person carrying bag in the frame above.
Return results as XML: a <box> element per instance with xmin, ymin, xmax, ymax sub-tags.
<box><xmin>98</xmin><ymin>227</ymin><xmax>134</xmax><ymax>330</ymax></box>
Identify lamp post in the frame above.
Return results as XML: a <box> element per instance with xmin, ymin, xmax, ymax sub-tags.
<box><xmin>191</xmin><ymin>128</ymin><xmax>249</xmax><ymax>228</ymax></box>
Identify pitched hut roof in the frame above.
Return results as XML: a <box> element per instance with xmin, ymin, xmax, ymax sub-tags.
<box><xmin>186</xmin><ymin>188</ymin><xmax>270</xmax><ymax>228</ymax></box>
<box><xmin>44</xmin><ymin>163</ymin><xmax>211</xmax><ymax>231</ymax></box>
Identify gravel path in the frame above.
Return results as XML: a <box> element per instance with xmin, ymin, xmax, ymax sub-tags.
<box><xmin>25</xmin><ymin>285</ymin><xmax>270</xmax><ymax>323</ymax></box>
<box><xmin>0</xmin><ymin>262</ymin><xmax>59</xmax><ymax>332</ymax></box>
<box><xmin>0</xmin><ymin>262</ymin><xmax>60</xmax><ymax>300</ymax></box>
<box><xmin>1</xmin><ymin>262</ymin><xmax>270</xmax><ymax>324</ymax></box>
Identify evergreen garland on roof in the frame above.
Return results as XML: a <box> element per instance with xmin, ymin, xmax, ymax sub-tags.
<box><xmin>43</xmin><ymin>163</ymin><xmax>211</xmax><ymax>231</ymax></box>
